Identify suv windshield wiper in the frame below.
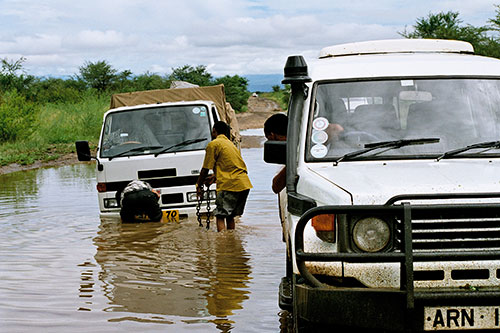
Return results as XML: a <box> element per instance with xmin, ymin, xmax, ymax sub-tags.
<box><xmin>436</xmin><ymin>140</ymin><xmax>500</xmax><ymax>161</ymax></box>
<box><xmin>109</xmin><ymin>145</ymin><xmax>163</xmax><ymax>160</ymax></box>
<box><xmin>154</xmin><ymin>138</ymin><xmax>208</xmax><ymax>157</ymax></box>
<box><xmin>334</xmin><ymin>138</ymin><xmax>440</xmax><ymax>164</ymax></box>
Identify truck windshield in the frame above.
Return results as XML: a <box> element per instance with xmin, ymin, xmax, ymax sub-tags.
<box><xmin>307</xmin><ymin>78</ymin><xmax>500</xmax><ymax>161</ymax></box>
<box><xmin>100</xmin><ymin>104</ymin><xmax>212</xmax><ymax>158</ymax></box>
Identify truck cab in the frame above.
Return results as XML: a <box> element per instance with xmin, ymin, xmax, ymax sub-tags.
<box><xmin>77</xmin><ymin>84</ymin><xmax>239</xmax><ymax>220</ymax></box>
<box><xmin>265</xmin><ymin>39</ymin><xmax>500</xmax><ymax>331</ymax></box>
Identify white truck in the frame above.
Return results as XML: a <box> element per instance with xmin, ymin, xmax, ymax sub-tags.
<box><xmin>264</xmin><ymin>39</ymin><xmax>500</xmax><ymax>331</ymax></box>
<box><xmin>76</xmin><ymin>84</ymin><xmax>240</xmax><ymax>221</ymax></box>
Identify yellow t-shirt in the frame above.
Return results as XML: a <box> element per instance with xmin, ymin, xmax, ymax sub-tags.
<box><xmin>202</xmin><ymin>135</ymin><xmax>253</xmax><ymax>192</ymax></box>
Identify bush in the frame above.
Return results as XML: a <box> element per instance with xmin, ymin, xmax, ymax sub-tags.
<box><xmin>0</xmin><ymin>90</ymin><xmax>39</xmax><ymax>142</ymax></box>
<box><xmin>34</xmin><ymin>93</ymin><xmax>108</xmax><ymax>144</ymax></box>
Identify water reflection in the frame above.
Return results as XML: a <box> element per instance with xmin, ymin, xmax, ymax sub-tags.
<box><xmin>0</xmin><ymin>149</ymin><xmax>289</xmax><ymax>332</ymax></box>
<box><xmin>92</xmin><ymin>215</ymin><xmax>251</xmax><ymax>330</ymax></box>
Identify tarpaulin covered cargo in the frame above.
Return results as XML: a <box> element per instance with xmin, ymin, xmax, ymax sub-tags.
<box><xmin>110</xmin><ymin>84</ymin><xmax>241</xmax><ymax>145</ymax></box>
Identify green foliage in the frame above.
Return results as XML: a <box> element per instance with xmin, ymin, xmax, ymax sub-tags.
<box><xmin>29</xmin><ymin>77</ymin><xmax>82</xmax><ymax>104</ymax></box>
<box><xmin>132</xmin><ymin>72</ymin><xmax>171</xmax><ymax>91</ymax></box>
<box><xmin>0</xmin><ymin>141</ymin><xmax>74</xmax><ymax>166</ymax></box>
<box><xmin>0</xmin><ymin>90</ymin><xmax>39</xmax><ymax>142</ymax></box>
<box><xmin>170</xmin><ymin>65</ymin><xmax>213</xmax><ymax>86</ymax></box>
<box><xmin>0</xmin><ymin>57</ymin><xmax>36</xmax><ymax>95</ymax></box>
<box><xmin>400</xmin><ymin>10</ymin><xmax>500</xmax><ymax>59</ymax></box>
<box><xmin>260</xmin><ymin>84</ymin><xmax>290</xmax><ymax>111</ymax></box>
<box><xmin>214</xmin><ymin>75</ymin><xmax>251</xmax><ymax>112</ymax></box>
<box><xmin>35</xmin><ymin>93</ymin><xmax>108</xmax><ymax>144</ymax></box>
<box><xmin>78</xmin><ymin>60</ymin><xmax>118</xmax><ymax>93</ymax></box>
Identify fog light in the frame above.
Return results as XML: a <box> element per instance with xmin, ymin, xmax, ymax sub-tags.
<box><xmin>104</xmin><ymin>198</ymin><xmax>119</xmax><ymax>208</ymax></box>
<box><xmin>352</xmin><ymin>217</ymin><xmax>390</xmax><ymax>252</ymax></box>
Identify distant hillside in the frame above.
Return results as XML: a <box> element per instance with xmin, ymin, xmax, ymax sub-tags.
<box><xmin>244</xmin><ymin>74</ymin><xmax>284</xmax><ymax>92</ymax></box>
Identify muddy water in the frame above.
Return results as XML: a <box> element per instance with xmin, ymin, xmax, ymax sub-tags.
<box><xmin>0</xmin><ymin>148</ymin><xmax>292</xmax><ymax>332</ymax></box>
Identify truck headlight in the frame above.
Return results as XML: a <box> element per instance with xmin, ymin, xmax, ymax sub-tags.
<box><xmin>352</xmin><ymin>217</ymin><xmax>391</xmax><ymax>252</ymax></box>
<box><xmin>187</xmin><ymin>190</ymin><xmax>217</xmax><ymax>202</ymax></box>
<box><xmin>104</xmin><ymin>198</ymin><xmax>119</xmax><ymax>208</ymax></box>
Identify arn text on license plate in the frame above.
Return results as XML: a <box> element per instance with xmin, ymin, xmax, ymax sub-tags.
<box><xmin>424</xmin><ymin>306</ymin><xmax>500</xmax><ymax>330</ymax></box>
<box><xmin>162</xmin><ymin>210</ymin><xmax>179</xmax><ymax>222</ymax></box>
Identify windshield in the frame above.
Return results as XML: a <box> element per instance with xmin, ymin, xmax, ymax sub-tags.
<box><xmin>306</xmin><ymin>78</ymin><xmax>500</xmax><ymax>161</ymax></box>
<box><xmin>100</xmin><ymin>104</ymin><xmax>212</xmax><ymax>158</ymax></box>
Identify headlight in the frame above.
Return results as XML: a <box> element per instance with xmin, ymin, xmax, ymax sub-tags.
<box><xmin>104</xmin><ymin>198</ymin><xmax>119</xmax><ymax>208</ymax></box>
<box><xmin>187</xmin><ymin>190</ymin><xmax>217</xmax><ymax>202</ymax></box>
<box><xmin>352</xmin><ymin>217</ymin><xmax>391</xmax><ymax>252</ymax></box>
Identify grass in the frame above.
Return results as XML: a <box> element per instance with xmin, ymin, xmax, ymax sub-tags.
<box><xmin>0</xmin><ymin>94</ymin><xmax>108</xmax><ymax>167</ymax></box>
<box><xmin>0</xmin><ymin>91</ymin><xmax>284</xmax><ymax>168</ymax></box>
<box><xmin>259</xmin><ymin>90</ymin><xmax>289</xmax><ymax>111</ymax></box>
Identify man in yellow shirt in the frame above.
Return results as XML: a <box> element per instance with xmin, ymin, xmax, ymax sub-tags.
<box><xmin>196</xmin><ymin>121</ymin><xmax>252</xmax><ymax>231</ymax></box>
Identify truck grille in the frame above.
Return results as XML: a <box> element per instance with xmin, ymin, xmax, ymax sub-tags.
<box><xmin>396</xmin><ymin>217</ymin><xmax>500</xmax><ymax>252</ymax></box>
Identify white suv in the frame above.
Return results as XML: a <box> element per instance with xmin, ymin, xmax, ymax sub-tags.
<box><xmin>265</xmin><ymin>39</ymin><xmax>500</xmax><ymax>332</ymax></box>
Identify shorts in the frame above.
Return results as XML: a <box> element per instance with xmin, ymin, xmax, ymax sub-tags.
<box><xmin>120</xmin><ymin>189</ymin><xmax>162</xmax><ymax>222</ymax></box>
<box><xmin>214</xmin><ymin>189</ymin><xmax>250</xmax><ymax>218</ymax></box>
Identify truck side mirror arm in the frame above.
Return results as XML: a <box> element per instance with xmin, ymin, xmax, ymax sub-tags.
<box><xmin>75</xmin><ymin>140</ymin><xmax>103</xmax><ymax>171</ymax></box>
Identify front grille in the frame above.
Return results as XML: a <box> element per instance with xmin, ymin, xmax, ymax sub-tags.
<box><xmin>138</xmin><ymin>168</ymin><xmax>176</xmax><ymax>179</ymax></box>
<box><xmin>396</xmin><ymin>217</ymin><xmax>500</xmax><ymax>251</ymax></box>
<box><xmin>162</xmin><ymin>193</ymin><xmax>184</xmax><ymax>204</ymax></box>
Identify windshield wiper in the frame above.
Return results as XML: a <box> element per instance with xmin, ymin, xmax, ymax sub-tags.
<box><xmin>436</xmin><ymin>140</ymin><xmax>500</xmax><ymax>161</ymax></box>
<box><xmin>109</xmin><ymin>145</ymin><xmax>163</xmax><ymax>160</ymax></box>
<box><xmin>334</xmin><ymin>138</ymin><xmax>440</xmax><ymax>165</ymax></box>
<box><xmin>154</xmin><ymin>138</ymin><xmax>208</xmax><ymax>157</ymax></box>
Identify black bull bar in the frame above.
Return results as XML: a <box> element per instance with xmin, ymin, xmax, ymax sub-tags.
<box><xmin>294</xmin><ymin>202</ymin><xmax>500</xmax><ymax>312</ymax></box>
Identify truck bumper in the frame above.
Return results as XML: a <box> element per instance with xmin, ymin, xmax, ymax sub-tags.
<box><xmin>293</xmin><ymin>282</ymin><xmax>500</xmax><ymax>331</ymax></box>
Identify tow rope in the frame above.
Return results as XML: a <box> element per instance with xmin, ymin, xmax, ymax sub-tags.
<box><xmin>196</xmin><ymin>184</ymin><xmax>212</xmax><ymax>230</ymax></box>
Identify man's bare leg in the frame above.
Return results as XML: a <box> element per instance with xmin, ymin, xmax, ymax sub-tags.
<box><xmin>226</xmin><ymin>216</ymin><xmax>235</xmax><ymax>230</ymax></box>
<box><xmin>217</xmin><ymin>216</ymin><xmax>226</xmax><ymax>232</ymax></box>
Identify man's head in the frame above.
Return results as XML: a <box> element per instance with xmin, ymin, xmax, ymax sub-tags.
<box><xmin>264</xmin><ymin>113</ymin><xmax>288</xmax><ymax>141</ymax></box>
<box><xmin>212</xmin><ymin>121</ymin><xmax>231</xmax><ymax>139</ymax></box>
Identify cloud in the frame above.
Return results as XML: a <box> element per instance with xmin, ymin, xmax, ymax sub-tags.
<box><xmin>70</xmin><ymin>30</ymin><xmax>135</xmax><ymax>49</ymax></box>
<box><xmin>0</xmin><ymin>34</ymin><xmax>62</xmax><ymax>55</ymax></box>
<box><xmin>0</xmin><ymin>0</ymin><xmax>499</xmax><ymax>76</ymax></box>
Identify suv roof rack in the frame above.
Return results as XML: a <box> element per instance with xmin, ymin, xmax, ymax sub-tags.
<box><xmin>319</xmin><ymin>39</ymin><xmax>474</xmax><ymax>58</ymax></box>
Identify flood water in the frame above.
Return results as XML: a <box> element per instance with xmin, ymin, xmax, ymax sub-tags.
<box><xmin>0</xmin><ymin>148</ymin><xmax>292</xmax><ymax>332</ymax></box>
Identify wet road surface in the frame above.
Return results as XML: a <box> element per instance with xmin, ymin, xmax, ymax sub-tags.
<box><xmin>0</xmin><ymin>148</ymin><xmax>293</xmax><ymax>332</ymax></box>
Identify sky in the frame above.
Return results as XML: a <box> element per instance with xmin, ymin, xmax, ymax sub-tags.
<box><xmin>0</xmin><ymin>0</ymin><xmax>499</xmax><ymax>78</ymax></box>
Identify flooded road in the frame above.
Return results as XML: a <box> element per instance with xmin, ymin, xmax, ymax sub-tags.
<box><xmin>0</xmin><ymin>148</ymin><xmax>292</xmax><ymax>332</ymax></box>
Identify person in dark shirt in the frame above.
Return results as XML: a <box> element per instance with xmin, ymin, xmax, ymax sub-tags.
<box><xmin>117</xmin><ymin>180</ymin><xmax>162</xmax><ymax>222</ymax></box>
<box><xmin>264</xmin><ymin>113</ymin><xmax>287</xmax><ymax>193</ymax></box>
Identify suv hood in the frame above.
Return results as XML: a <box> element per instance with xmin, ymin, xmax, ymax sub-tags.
<box><xmin>309</xmin><ymin>159</ymin><xmax>500</xmax><ymax>205</ymax></box>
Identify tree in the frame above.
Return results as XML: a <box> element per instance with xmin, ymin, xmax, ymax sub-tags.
<box><xmin>400</xmin><ymin>10</ymin><xmax>500</xmax><ymax>59</ymax></box>
<box><xmin>132</xmin><ymin>71</ymin><xmax>171</xmax><ymax>91</ymax></box>
<box><xmin>0</xmin><ymin>57</ymin><xmax>35</xmax><ymax>94</ymax></box>
<box><xmin>214</xmin><ymin>75</ymin><xmax>251</xmax><ymax>112</ymax></box>
<box><xmin>170</xmin><ymin>65</ymin><xmax>213</xmax><ymax>86</ymax></box>
<box><xmin>78</xmin><ymin>60</ymin><xmax>118</xmax><ymax>93</ymax></box>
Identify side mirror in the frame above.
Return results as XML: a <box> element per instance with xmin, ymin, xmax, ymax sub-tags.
<box><xmin>75</xmin><ymin>141</ymin><xmax>91</xmax><ymax>161</ymax></box>
<box><xmin>264</xmin><ymin>140</ymin><xmax>286</xmax><ymax>164</ymax></box>
<box><xmin>75</xmin><ymin>140</ymin><xmax>103</xmax><ymax>171</ymax></box>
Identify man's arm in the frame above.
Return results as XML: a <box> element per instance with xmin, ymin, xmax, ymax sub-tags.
<box><xmin>196</xmin><ymin>168</ymin><xmax>209</xmax><ymax>196</ymax></box>
<box><xmin>272</xmin><ymin>166</ymin><xmax>286</xmax><ymax>194</ymax></box>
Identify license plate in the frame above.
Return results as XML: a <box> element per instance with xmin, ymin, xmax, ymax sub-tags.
<box><xmin>162</xmin><ymin>210</ymin><xmax>179</xmax><ymax>222</ymax></box>
<box><xmin>424</xmin><ymin>306</ymin><xmax>500</xmax><ymax>330</ymax></box>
